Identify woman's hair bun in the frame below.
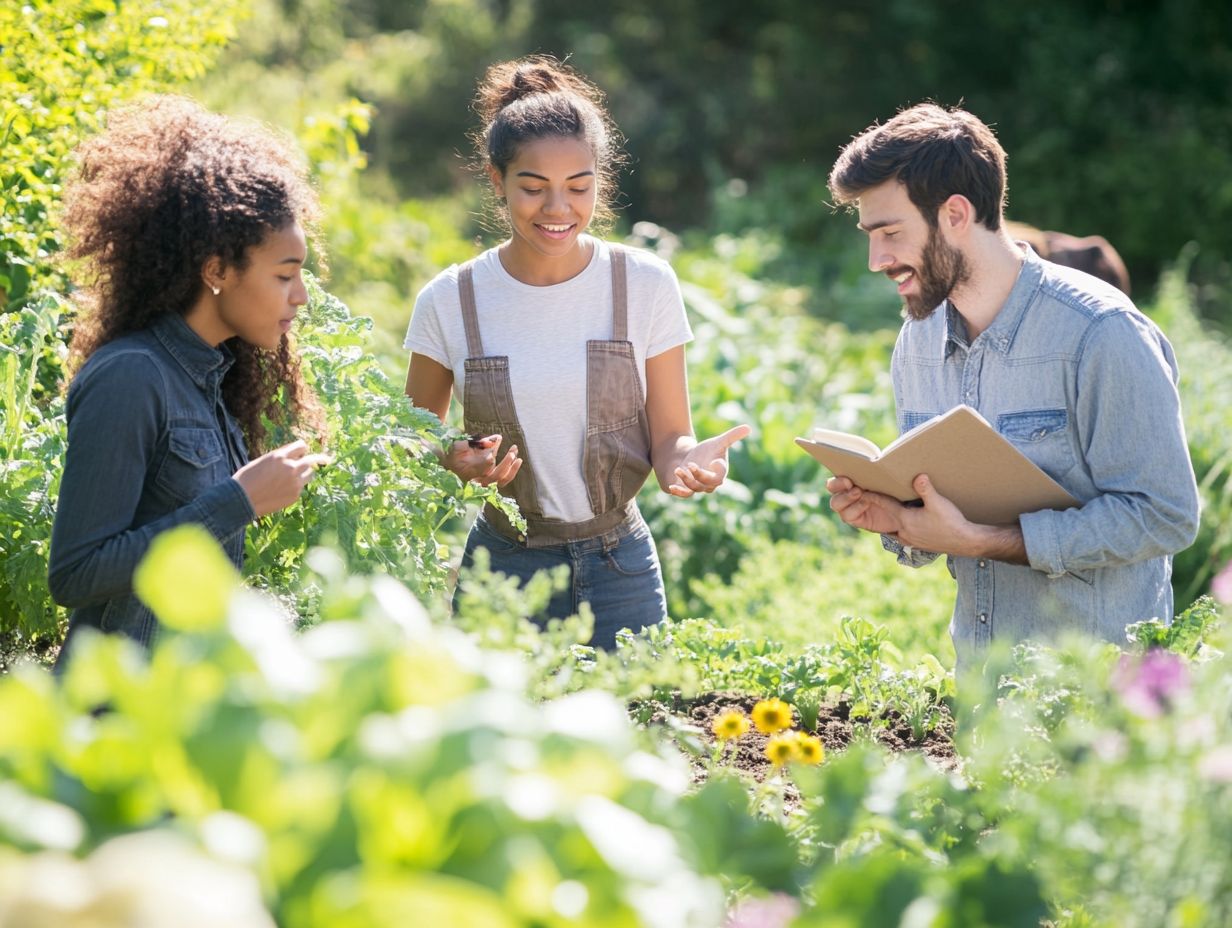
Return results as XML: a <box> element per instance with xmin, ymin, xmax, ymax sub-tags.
<box><xmin>475</xmin><ymin>56</ymin><xmax>588</xmax><ymax>123</ymax></box>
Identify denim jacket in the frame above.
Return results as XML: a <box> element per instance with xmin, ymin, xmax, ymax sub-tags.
<box><xmin>50</xmin><ymin>313</ymin><xmax>255</xmax><ymax>658</ymax></box>
<box><xmin>884</xmin><ymin>247</ymin><xmax>1200</xmax><ymax>670</ymax></box>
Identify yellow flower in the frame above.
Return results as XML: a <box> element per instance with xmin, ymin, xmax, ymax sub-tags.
<box><xmin>712</xmin><ymin>710</ymin><xmax>751</xmax><ymax>741</ymax></box>
<box><xmin>751</xmin><ymin>698</ymin><xmax>793</xmax><ymax>734</ymax></box>
<box><xmin>795</xmin><ymin>733</ymin><xmax>825</xmax><ymax>765</ymax></box>
<box><xmin>765</xmin><ymin>731</ymin><xmax>801</xmax><ymax>767</ymax></box>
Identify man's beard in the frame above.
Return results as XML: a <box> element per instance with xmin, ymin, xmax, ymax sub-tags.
<box><xmin>902</xmin><ymin>227</ymin><xmax>971</xmax><ymax>321</ymax></box>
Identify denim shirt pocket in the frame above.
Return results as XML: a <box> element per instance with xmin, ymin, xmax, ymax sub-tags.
<box><xmin>155</xmin><ymin>426</ymin><xmax>227</xmax><ymax>504</ymax></box>
<box><xmin>996</xmin><ymin>408</ymin><xmax>1076</xmax><ymax>479</ymax></box>
<box><xmin>900</xmin><ymin>410</ymin><xmax>939</xmax><ymax>433</ymax></box>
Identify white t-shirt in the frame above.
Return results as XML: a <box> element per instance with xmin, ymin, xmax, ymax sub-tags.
<box><xmin>405</xmin><ymin>236</ymin><xmax>693</xmax><ymax>522</ymax></box>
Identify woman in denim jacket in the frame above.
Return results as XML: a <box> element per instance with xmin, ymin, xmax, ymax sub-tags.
<box><xmin>50</xmin><ymin>96</ymin><xmax>331</xmax><ymax>665</ymax></box>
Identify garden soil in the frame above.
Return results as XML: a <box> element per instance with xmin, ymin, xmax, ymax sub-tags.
<box><xmin>639</xmin><ymin>691</ymin><xmax>959</xmax><ymax>788</ymax></box>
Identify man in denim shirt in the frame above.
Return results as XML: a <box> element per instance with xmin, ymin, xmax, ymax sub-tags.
<box><xmin>824</xmin><ymin>104</ymin><xmax>1200</xmax><ymax>671</ymax></box>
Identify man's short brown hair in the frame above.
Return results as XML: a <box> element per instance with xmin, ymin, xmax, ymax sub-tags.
<box><xmin>829</xmin><ymin>103</ymin><xmax>1007</xmax><ymax>231</ymax></box>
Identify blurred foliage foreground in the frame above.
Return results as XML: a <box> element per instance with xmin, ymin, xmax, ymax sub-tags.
<box><xmin>0</xmin><ymin>525</ymin><xmax>1229</xmax><ymax>928</ymax></box>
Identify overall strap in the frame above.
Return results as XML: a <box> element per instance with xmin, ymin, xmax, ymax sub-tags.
<box><xmin>458</xmin><ymin>264</ymin><xmax>484</xmax><ymax>357</ymax></box>
<box><xmin>609</xmin><ymin>245</ymin><xmax>629</xmax><ymax>341</ymax></box>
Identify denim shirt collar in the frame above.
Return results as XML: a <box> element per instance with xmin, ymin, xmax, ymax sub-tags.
<box><xmin>150</xmin><ymin>313</ymin><xmax>235</xmax><ymax>390</ymax></box>
<box><xmin>944</xmin><ymin>243</ymin><xmax>1045</xmax><ymax>358</ymax></box>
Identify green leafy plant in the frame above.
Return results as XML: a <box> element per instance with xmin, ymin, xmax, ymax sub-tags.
<box><xmin>957</xmin><ymin>619</ymin><xmax>1232</xmax><ymax>928</ymax></box>
<box><xmin>1</xmin><ymin>0</ymin><xmax>245</xmax><ymax>310</ymax></box>
<box><xmin>0</xmin><ymin>526</ymin><xmax>803</xmax><ymax>926</ymax></box>
<box><xmin>1125</xmin><ymin>595</ymin><xmax>1223</xmax><ymax>659</ymax></box>
<box><xmin>0</xmin><ymin>298</ymin><xmax>66</xmax><ymax>646</ymax></box>
<box><xmin>245</xmin><ymin>276</ymin><xmax>513</xmax><ymax>618</ymax></box>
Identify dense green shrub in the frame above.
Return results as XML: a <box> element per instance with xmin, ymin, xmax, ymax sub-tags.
<box><xmin>1150</xmin><ymin>252</ymin><xmax>1232</xmax><ymax>607</ymax></box>
<box><xmin>0</xmin><ymin>300</ymin><xmax>66</xmax><ymax>642</ymax></box>
<box><xmin>0</xmin><ymin>0</ymin><xmax>245</xmax><ymax>310</ymax></box>
<box><xmin>244</xmin><ymin>276</ymin><xmax>510</xmax><ymax>618</ymax></box>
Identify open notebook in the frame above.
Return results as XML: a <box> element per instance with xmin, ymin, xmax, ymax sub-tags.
<box><xmin>796</xmin><ymin>405</ymin><xmax>1080</xmax><ymax>524</ymax></box>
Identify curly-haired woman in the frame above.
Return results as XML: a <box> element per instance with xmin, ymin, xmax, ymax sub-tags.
<box><xmin>50</xmin><ymin>96</ymin><xmax>330</xmax><ymax>666</ymax></box>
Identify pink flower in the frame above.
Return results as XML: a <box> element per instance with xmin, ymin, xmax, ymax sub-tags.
<box><xmin>1198</xmin><ymin>745</ymin><xmax>1232</xmax><ymax>783</ymax></box>
<box><xmin>1112</xmin><ymin>650</ymin><xmax>1190</xmax><ymax>719</ymax></box>
<box><xmin>724</xmin><ymin>893</ymin><xmax>801</xmax><ymax>928</ymax></box>
<box><xmin>1211</xmin><ymin>560</ymin><xmax>1232</xmax><ymax>605</ymax></box>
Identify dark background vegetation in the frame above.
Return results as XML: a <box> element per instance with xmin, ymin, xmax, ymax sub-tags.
<box><xmin>4</xmin><ymin>0</ymin><xmax>1230</xmax><ymax>656</ymax></box>
<box><xmin>224</xmin><ymin>0</ymin><xmax>1232</xmax><ymax>320</ymax></box>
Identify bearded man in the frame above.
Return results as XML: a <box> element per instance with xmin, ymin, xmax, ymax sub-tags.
<box><xmin>824</xmin><ymin>103</ymin><xmax>1199</xmax><ymax>670</ymax></box>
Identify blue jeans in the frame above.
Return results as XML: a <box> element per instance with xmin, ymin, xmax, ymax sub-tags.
<box><xmin>457</xmin><ymin>508</ymin><xmax>667</xmax><ymax>650</ymax></box>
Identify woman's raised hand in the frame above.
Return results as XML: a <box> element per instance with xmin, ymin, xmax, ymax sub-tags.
<box><xmin>442</xmin><ymin>434</ymin><xmax>523</xmax><ymax>488</ymax></box>
<box><xmin>234</xmin><ymin>440</ymin><xmax>333</xmax><ymax>518</ymax></box>
<box><xmin>667</xmin><ymin>424</ymin><xmax>752</xmax><ymax>497</ymax></box>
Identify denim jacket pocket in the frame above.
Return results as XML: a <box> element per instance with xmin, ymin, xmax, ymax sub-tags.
<box><xmin>996</xmin><ymin>408</ymin><xmax>1076</xmax><ymax>478</ymax></box>
<box><xmin>99</xmin><ymin>592</ymin><xmax>158</xmax><ymax>646</ymax></box>
<box><xmin>155</xmin><ymin>427</ymin><xmax>227</xmax><ymax>503</ymax></box>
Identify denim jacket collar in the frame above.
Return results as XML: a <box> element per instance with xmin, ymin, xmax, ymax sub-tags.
<box><xmin>150</xmin><ymin>313</ymin><xmax>235</xmax><ymax>390</ymax></box>
<box><xmin>944</xmin><ymin>244</ymin><xmax>1045</xmax><ymax>359</ymax></box>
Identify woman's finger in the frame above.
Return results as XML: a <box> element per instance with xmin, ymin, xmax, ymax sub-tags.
<box><xmin>497</xmin><ymin>456</ymin><xmax>524</xmax><ymax>487</ymax></box>
<box><xmin>280</xmin><ymin>439</ymin><xmax>310</xmax><ymax>459</ymax></box>
<box><xmin>489</xmin><ymin>446</ymin><xmax>520</xmax><ymax>483</ymax></box>
<box><xmin>476</xmin><ymin>446</ymin><xmax>518</xmax><ymax>486</ymax></box>
<box><xmin>686</xmin><ymin>461</ymin><xmax>719</xmax><ymax>485</ymax></box>
<box><xmin>709</xmin><ymin>423</ymin><xmax>751</xmax><ymax>456</ymax></box>
<box><xmin>673</xmin><ymin>467</ymin><xmax>707</xmax><ymax>494</ymax></box>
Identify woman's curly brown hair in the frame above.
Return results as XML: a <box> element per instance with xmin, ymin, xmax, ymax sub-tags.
<box><xmin>62</xmin><ymin>95</ymin><xmax>325</xmax><ymax>454</ymax></box>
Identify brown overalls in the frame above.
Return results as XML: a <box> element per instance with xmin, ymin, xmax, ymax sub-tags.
<box><xmin>458</xmin><ymin>246</ymin><xmax>653</xmax><ymax>547</ymax></box>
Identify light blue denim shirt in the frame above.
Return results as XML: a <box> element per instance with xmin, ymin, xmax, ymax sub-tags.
<box><xmin>884</xmin><ymin>246</ymin><xmax>1200</xmax><ymax>669</ymax></box>
<box><xmin>50</xmin><ymin>313</ymin><xmax>255</xmax><ymax>661</ymax></box>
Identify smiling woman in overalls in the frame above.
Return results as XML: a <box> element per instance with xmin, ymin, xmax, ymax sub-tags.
<box><xmin>405</xmin><ymin>56</ymin><xmax>749</xmax><ymax>649</ymax></box>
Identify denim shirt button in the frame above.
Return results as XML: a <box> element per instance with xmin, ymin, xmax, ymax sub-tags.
<box><xmin>978</xmin><ymin>560</ymin><xmax>986</xmax><ymax>568</ymax></box>
<box><xmin>978</xmin><ymin>613</ymin><xmax>988</xmax><ymax>623</ymax></box>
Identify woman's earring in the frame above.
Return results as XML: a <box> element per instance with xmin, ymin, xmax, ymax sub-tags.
<box><xmin>211</xmin><ymin>286</ymin><xmax>220</xmax><ymax>295</ymax></box>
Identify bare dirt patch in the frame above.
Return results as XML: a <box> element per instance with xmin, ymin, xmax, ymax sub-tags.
<box><xmin>637</xmin><ymin>690</ymin><xmax>959</xmax><ymax>786</ymax></box>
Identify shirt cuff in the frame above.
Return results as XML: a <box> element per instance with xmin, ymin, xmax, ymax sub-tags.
<box><xmin>197</xmin><ymin>478</ymin><xmax>257</xmax><ymax>539</ymax></box>
<box><xmin>1020</xmin><ymin>509</ymin><xmax>1066</xmax><ymax>578</ymax></box>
